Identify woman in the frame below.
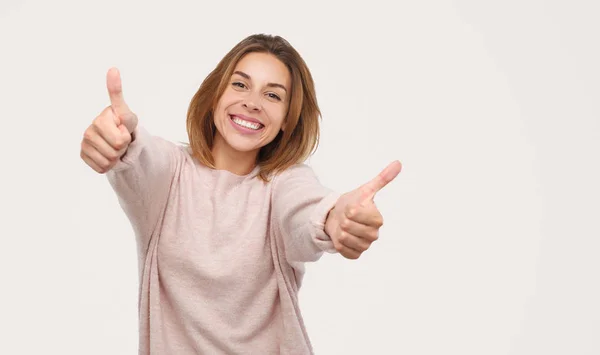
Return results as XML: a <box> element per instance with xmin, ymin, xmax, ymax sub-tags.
<box><xmin>80</xmin><ymin>34</ymin><xmax>401</xmax><ymax>354</ymax></box>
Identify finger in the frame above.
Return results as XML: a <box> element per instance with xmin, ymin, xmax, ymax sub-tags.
<box><xmin>339</xmin><ymin>215</ymin><xmax>380</xmax><ymax>242</ymax></box>
<box><xmin>106</xmin><ymin>67</ymin><xmax>132</xmax><ymax>117</ymax></box>
<box><xmin>346</xmin><ymin>204</ymin><xmax>384</xmax><ymax>230</ymax></box>
<box><xmin>93</xmin><ymin>116</ymin><xmax>131</xmax><ymax>151</ymax></box>
<box><xmin>335</xmin><ymin>243</ymin><xmax>362</xmax><ymax>260</ymax></box>
<box><xmin>338</xmin><ymin>230</ymin><xmax>372</xmax><ymax>252</ymax></box>
<box><xmin>83</xmin><ymin>127</ymin><xmax>123</xmax><ymax>161</ymax></box>
<box><xmin>80</xmin><ymin>146</ymin><xmax>108</xmax><ymax>174</ymax></box>
<box><xmin>81</xmin><ymin>140</ymin><xmax>111</xmax><ymax>169</ymax></box>
<box><xmin>359</xmin><ymin>160</ymin><xmax>402</xmax><ymax>202</ymax></box>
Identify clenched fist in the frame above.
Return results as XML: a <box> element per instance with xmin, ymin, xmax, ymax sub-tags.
<box><xmin>80</xmin><ymin>67</ymin><xmax>138</xmax><ymax>174</ymax></box>
<box><xmin>325</xmin><ymin>161</ymin><xmax>402</xmax><ymax>259</ymax></box>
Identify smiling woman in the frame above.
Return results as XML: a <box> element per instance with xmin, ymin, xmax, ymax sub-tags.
<box><xmin>79</xmin><ymin>34</ymin><xmax>401</xmax><ymax>354</ymax></box>
<box><xmin>211</xmin><ymin>52</ymin><xmax>292</xmax><ymax>176</ymax></box>
<box><xmin>186</xmin><ymin>35</ymin><xmax>323</xmax><ymax>182</ymax></box>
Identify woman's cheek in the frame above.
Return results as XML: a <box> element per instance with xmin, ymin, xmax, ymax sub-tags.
<box><xmin>274</xmin><ymin>107</ymin><xmax>287</xmax><ymax>130</ymax></box>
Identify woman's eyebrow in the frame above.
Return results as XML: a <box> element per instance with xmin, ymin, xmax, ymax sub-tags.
<box><xmin>233</xmin><ymin>70</ymin><xmax>288</xmax><ymax>93</ymax></box>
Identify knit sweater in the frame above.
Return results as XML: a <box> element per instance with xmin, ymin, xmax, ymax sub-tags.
<box><xmin>106</xmin><ymin>126</ymin><xmax>340</xmax><ymax>354</ymax></box>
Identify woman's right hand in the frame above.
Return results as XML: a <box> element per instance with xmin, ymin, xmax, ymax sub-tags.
<box><xmin>80</xmin><ymin>67</ymin><xmax>139</xmax><ymax>174</ymax></box>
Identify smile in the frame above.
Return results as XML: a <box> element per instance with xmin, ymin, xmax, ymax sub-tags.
<box><xmin>229</xmin><ymin>115</ymin><xmax>264</xmax><ymax>131</ymax></box>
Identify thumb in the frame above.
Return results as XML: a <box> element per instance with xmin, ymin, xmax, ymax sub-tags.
<box><xmin>106</xmin><ymin>67</ymin><xmax>137</xmax><ymax>132</ymax></box>
<box><xmin>358</xmin><ymin>160</ymin><xmax>402</xmax><ymax>202</ymax></box>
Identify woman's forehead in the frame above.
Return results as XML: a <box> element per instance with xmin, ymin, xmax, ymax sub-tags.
<box><xmin>233</xmin><ymin>52</ymin><xmax>291</xmax><ymax>88</ymax></box>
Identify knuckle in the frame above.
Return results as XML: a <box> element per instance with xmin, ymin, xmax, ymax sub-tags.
<box><xmin>113</xmin><ymin>137</ymin><xmax>124</xmax><ymax>149</ymax></box>
<box><xmin>100</xmin><ymin>159</ymin><xmax>113</xmax><ymax>170</ymax></box>
<box><xmin>106</xmin><ymin>151</ymin><xmax>120</xmax><ymax>162</ymax></box>
<box><xmin>80</xmin><ymin>143</ymin><xmax>92</xmax><ymax>156</ymax></box>
<box><xmin>333</xmin><ymin>241</ymin><xmax>344</xmax><ymax>252</ymax></box>
<box><xmin>361</xmin><ymin>185</ymin><xmax>375</xmax><ymax>195</ymax></box>
<box><xmin>83</xmin><ymin>129</ymin><xmax>94</xmax><ymax>142</ymax></box>
<box><xmin>340</xmin><ymin>218</ymin><xmax>351</xmax><ymax>231</ymax></box>
<box><xmin>345</xmin><ymin>204</ymin><xmax>357</xmax><ymax>218</ymax></box>
<box><xmin>113</xmin><ymin>136</ymin><xmax>130</xmax><ymax>150</ymax></box>
<box><xmin>338</xmin><ymin>231</ymin><xmax>348</xmax><ymax>243</ymax></box>
<box><xmin>100</xmin><ymin>105</ymin><xmax>112</xmax><ymax>115</ymax></box>
<box><xmin>92</xmin><ymin>118</ymin><xmax>104</xmax><ymax>129</ymax></box>
<box><xmin>92</xmin><ymin>162</ymin><xmax>103</xmax><ymax>173</ymax></box>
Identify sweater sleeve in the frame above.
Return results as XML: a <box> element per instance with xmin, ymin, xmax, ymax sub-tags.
<box><xmin>271</xmin><ymin>164</ymin><xmax>341</xmax><ymax>266</ymax></box>
<box><xmin>106</xmin><ymin>126</ymin><xmax>181</xmax><ymax>255</ymax></box>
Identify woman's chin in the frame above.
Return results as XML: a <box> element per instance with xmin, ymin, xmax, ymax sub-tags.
<box><xmin>223</xmin><ymin>136</ymin><xmax>263</xmax><ymax>154</ymax></box>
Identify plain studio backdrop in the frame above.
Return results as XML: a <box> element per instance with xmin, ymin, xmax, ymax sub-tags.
<box><xmin>0</xmin><ymin>0</ymin><xmax>598</xmax><ymax>354</ymax></box>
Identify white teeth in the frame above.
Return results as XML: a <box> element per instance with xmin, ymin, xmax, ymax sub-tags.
<box><xmin>232</xmin><ymin>116</ymin><xmax>262</xmax><ymax>130</ymax></box>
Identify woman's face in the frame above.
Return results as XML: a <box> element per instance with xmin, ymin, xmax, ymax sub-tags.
<box><xmin>213</xmin><ymin>52</ymin><xmax>291</xmax><ymax>155</ymax></box>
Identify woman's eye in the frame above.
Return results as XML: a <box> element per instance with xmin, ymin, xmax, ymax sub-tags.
<box><xmin>232</xmin><ymin>82</ymin><xmax>246</xmax><ymax>89</ymax></box>
<box><xmin>267</xmin><ymin>93</ymin><xmax>281</xmax><ymax>101</ymax></box>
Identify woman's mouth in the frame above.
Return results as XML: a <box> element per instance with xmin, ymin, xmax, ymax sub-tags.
<box><xmin>229</xmin><ymin>115</ymin><xmax>264</xmax><ymax>131</ymax></box>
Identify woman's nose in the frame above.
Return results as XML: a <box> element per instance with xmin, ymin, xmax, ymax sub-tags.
<box><xmin>243</xmin><ymin>92</ymin><xmax>262</xmax><ymax>111</ymax></box>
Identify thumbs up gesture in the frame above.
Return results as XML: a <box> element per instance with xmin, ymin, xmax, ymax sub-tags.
<box><xmin>325</xmin><ymin>161</ymin><xmax>402</xmax><ymax>259</ymax></box>
<box><xmin>80</xmin><ymin>67</ymin><xmax>138</xmax><ymax>173</ymax></box>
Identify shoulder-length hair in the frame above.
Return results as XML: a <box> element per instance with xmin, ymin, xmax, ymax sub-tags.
<box><xmin>186</xmin><ymin>34</ymin><xmax>321</xmax><ymax>182</ymax></box>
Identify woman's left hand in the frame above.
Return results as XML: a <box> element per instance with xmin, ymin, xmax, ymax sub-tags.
<box><xmin>324</xmin><ymin>161</ymin><xmax>402</xmax><ymax>259</ymax></box>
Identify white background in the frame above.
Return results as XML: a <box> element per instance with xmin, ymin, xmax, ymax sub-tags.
<box><xmin>1</xmin><ymin>0</ymin><xmax>598</xmax><ymax>354</ymax></box>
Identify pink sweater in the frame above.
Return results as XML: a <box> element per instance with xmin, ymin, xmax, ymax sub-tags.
<box><xmin>106</xmin><ymin>126</ymin><xmax>340</xmax><ymax>354</ymax></box>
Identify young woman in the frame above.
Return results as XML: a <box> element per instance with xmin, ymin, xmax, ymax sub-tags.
<box><xmin>80</xmin><ymin>34</ymin><xmax>401</xmax><ymax>355</ymax></box>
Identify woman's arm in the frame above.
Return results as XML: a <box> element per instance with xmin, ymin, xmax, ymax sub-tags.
<box><xmin>80</xmin><ymin>67</ymin><xmax>180</xmax><ymax>255</ymax></box>
<box><xmin>271</xmin><ymin>161</ymin><xmax>402</xmax><ymax>267</ymax></box>
<box><xmin>271</xmin><ymin>164</ymin><xmax>341</xmax><ymax>266</ymax></box>
<box><xmin>106</xmin><ymin>126</ymin><xmax>180</xmax><ymax>252</ymax></box>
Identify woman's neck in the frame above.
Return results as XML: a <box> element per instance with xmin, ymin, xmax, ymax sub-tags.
<box><xmin>211</xmin><ymin>135</ymin><xmax>258</xmax><ymax>176</ymax></box>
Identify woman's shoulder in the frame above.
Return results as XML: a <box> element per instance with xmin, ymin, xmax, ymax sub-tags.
<box><xmin>268</xmin><ymin>162</ymin><xmax>321</xmax><ymax>187</ymax></box>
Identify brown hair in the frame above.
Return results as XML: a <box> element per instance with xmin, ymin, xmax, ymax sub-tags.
<box><xmin>186</xmin><ymin>34</ymin><xmax>321</xmax><ymax>182</ymax></box>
